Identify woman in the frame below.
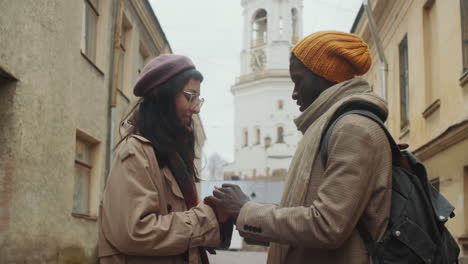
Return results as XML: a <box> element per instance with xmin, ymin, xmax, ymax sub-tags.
<box><xmin>98</xmin><ymin>54</ymin><xmax>231</xmax><ymax>264</ymax></box>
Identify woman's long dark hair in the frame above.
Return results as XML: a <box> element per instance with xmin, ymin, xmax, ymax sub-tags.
<box><xmin>127</xmin><ymin>68</ymin><xmax>203</xmax><ymax>180</ymax></box>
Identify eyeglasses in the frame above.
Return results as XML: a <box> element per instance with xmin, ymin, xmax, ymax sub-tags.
<box><xmin>182</xmin><ymin>90</ymin><xmax>205</xmax><ymax>109</ymax></box>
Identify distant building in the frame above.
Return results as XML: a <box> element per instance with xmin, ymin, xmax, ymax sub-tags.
<box><xmin>352</xmin><ymin>0</ymin><xmax>468</xmax><ymax>260</ymax></box>
<box><xmin>224</xmin><ymin>0</ymin><xmax>304</xmax><ymax>180</ymax></box>
<box><xmin>204</xmin><ymin>153</ymin><xmax>228</xmax><ymax>181</ymax></box>
<box><xmin>0</xmin><ymin>1</ymin><xmax>204</xmax><ymax>263</ymax></box>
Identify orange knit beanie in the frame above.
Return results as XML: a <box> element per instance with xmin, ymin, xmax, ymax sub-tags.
<box><xmin>292</xmin><ymin>31</ymin><xmax>372</xmax><ymax>83</ymax></box>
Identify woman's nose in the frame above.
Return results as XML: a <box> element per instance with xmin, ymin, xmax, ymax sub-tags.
<box><xmin>192</xmin><ymin>104</ymin><xmax>201</xmax><ymax>114</ymax></box>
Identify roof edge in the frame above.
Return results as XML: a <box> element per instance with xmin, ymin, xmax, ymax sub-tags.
<box><xmin>350</xmin><ymin>4</ymin><xmax>364</xmax><ymax>33</ymax></box>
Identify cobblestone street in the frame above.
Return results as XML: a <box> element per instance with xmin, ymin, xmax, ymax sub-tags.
<box><xmin>209</xmin><ymin>251</ymin><xmax>267</xmax><ymax>264</ymax></box>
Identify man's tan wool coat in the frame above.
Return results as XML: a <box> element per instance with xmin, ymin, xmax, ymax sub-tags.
<box><xmin>236</xmin><ymin>78</ymin><xmax>393</xmax><ymax>264</ymax></box>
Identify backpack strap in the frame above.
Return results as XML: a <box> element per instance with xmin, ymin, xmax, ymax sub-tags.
<box><xmin>319</xmin><ymin>109</ymin><xmax>400</xmax><ymax>249</ymax></box>
<box><xmin>320</xmin><ymin>109</ymin><xmax>401</xmax><ymax>167</ymax></box>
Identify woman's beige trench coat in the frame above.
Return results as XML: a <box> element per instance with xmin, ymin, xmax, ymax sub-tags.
<box><xmin>98</xmin><ymin>121</ymin><xmax>224</xmax><ymax>264</ymax></box>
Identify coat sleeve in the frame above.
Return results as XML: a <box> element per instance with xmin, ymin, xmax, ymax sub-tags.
<box><xmin>100</xmin><ymin>139</ymin><xmax>221</xmax><ymax>256</ymax></box>
<box><xmin>235</xmin><ymin>115</ymin><xmax>392</xmax><ymax>249</ymax></box>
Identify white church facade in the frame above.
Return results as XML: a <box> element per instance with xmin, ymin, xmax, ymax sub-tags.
<box><xmin>224</xmin><ymin>0</ymin><xmax>304</xmax><ymax>180</ymax></box>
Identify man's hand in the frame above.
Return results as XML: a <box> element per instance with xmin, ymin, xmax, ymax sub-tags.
<box><xmin>204</xmin><ymin>184</ymin><xmax>250</xmax><ymax>223</ymax></box>
<box><xmin>204</xmin><ymin>199</ymin><xmax>232</xmax><ymax>223</ymax></box>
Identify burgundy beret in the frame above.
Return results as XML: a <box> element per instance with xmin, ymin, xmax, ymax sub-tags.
<box><xmin>133</xmin><ymin>54</ymin><xmax>195</xmax><ymax>97</ymax></box>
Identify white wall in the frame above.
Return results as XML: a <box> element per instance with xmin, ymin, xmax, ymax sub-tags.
<box><xmin>228</xmin><ymin>0</ymin><xmax>304</xmax><ymax>179</ymax></box>
<box><xmin>230</xmin><ymin>78</ymin><xmax>301</xmax><ymax>178</ymax></box>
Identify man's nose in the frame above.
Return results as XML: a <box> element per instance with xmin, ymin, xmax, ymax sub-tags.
<box><xmin>292</xmin><ymin>90</ymin><xmax>298</xmax><ymax>100</ymax></box>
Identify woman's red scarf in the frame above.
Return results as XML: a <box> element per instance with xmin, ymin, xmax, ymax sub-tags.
<box><xmin>168</xmin><ymin>127</ymin><xmax>210</xmax><ymax>264</ymax></box>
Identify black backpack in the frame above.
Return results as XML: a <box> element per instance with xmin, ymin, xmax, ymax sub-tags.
<box><xmin>320</xmin><ymin>104</ymin><xmax>460</xmax><ymax>264</ymax></box>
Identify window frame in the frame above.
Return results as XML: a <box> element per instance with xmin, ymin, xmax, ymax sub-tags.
<box><xmin>72</xmin><ymin>130</ymin><xmax>100</xmax><ymax>220</ymax></box>
<box><xmin>117</xmin><ymin>14</ymin><xmax>133</xmax><ymax>98</ymax></box>
<box><xmin>464</xmin><ymin>166</ymin><xmax>468</xmax><ymax>234</ymax></box>
<box><xmin>81</xmin><ymin>0</ymin><xmax>99</xmax><ymax>63</ymax></box>
<box><xmin>251</xmin><ymin>9</ymin><xmax>268</xmax><ymax>47</ymax></box>
<box><xmin>138</xmin><ymin>43</ymin><xmax>149</xmax><ymax>74</ymax></box>
<box><xmin>243</xmin><ymin>129</ymin><xmax>249</xmax><ymax>147</ymax></box>
<box><xmin>73</xmin><ymin>138</ymin><xmax>93</xmax><ymax>216</ymax></box>
<box><xmin>430</xmin><ymin>177</ymin><xmax>440</xmax><ymax>192</ymax></box>
<box><xmin>278</xmin><ymin>100</ymin><xmax>284</xmax><ymax>110</ymax></box>
<box><xmin>399</xmin><ymin>34</ymin><xmax>410</xmax><ymax>131</ymax></box>
<box><xmin>255</xmin><ymin>127</ymin><xmax>261</xmax><ymax>145</ymax></box>
<box><xmin>461</xmin><ymin>0</ymin><xmax>468</xmax><ymax>73</ymax></box>
<box><xmin>291</xmin><ymin>8</ymin><xmax>298</xmax><ymax>44</ymax></box>
<box><xmin>277</xmin><ymin>126</ymin><xmax>285</xmax><ymax>143</ymax></box>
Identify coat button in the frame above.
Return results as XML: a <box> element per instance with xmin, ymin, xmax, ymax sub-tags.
<box><xmin>167</xmin><ymin>204</ymin><xmax>173</xmax><ymax>213</ymax></box>
<box><xmin>439</xmin><ymin>215</ymin><xmax>446</xmax><ymax>221</ymax></box>
<box><xmin>394</xmin><ymin>230</ymin><xmax>401</xmax><ymax>237</ymax></box>
<box><xmin>244</xmin><ymin>224</ymin><xmax>249</xmax><ymax>231</ymax></box>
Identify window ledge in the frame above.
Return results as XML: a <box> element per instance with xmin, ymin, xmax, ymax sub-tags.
<box><xmin>422</xmin><ymin>98</ymin><xmax>441</xmax><ymax>119</ymax></box>
<box><xmin>458</xmin><ymin>234</ymin><xmax>468</xmax><ymax>244</ymax></box>
<box><xmin>423</xmin><ymin>0</ymin><xmax>435</xmax><ymax>9</ymax></box>
<box><xmin>0</xmin><ymin>66</ymin><xmax>18</xmax><ymax>81</ymax></box>
<box><xmin>80</xmin><ymin>51</ymin><xmax>104</xmax><ymax>76</ymax></box>
<box><xmin>399</xmin><ymin>126</ymin><xmax>410</xmax><ymax>139</ymax></box>
<box><xmin>117</xmin><ymin>89</ymin><xmax>131</xmax><ymax>103</ymax></box>
<box><xmin>460</xmin><ymin>71</ymin><xmax>468</xmax><ymax>87</ymax></box>
<box><xmin>72</xmin><ymin>212</ymin><xmax>97</xmax><ymax>221</ymax></box>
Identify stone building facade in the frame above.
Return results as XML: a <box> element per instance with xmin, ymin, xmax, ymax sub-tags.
<box><xmin>352</xmin><ymin>0</ymin><xmax>468</xmax><ymax>259</ymax></box>
<box><xmin>0</xmin><ymin>0</ymin><xmax>204</xmax><ymax>263</ymax></box>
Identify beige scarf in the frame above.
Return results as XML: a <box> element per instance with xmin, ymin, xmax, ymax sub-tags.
<box><xmin>268</xmin><ymin>77</ymin><xmax>388</xmax><ymax>263</ymax></box>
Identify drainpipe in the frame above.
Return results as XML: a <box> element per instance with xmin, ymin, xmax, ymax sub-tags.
<box><xmin>363</xmin><ymin>0</ymin><xmax>388</xmax><ymax>99</ymax></box>
<box><xmin>106</xmin><ymin>0</ymin><xmax>124</xmax><ymax>180</ymax></box>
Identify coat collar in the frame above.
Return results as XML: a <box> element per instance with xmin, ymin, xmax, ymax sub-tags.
<box><xmin>294</xmin><ymin>78</ymin><xmax>380</xmax><ymax>134</ymax></box>
<box><xmin>162</xmin><ymin>167</ymin><xmax>185</xmax><ymax>200</ymax></box>
<box><xmin>119</xmin><ymin>109</ymin><xmax>152</xmax><ymax>144</ymax></box>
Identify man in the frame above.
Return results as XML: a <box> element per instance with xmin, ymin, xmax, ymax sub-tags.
<box><xmin>205</xmin><ymin>31</ymin><xmax>392</xmax><ymax>264</ymax></box>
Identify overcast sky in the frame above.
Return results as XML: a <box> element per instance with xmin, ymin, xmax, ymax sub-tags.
<box><xmin>149</xmin><ymin>0</ymin><xmax>363</xmax><ymax>163</ymax></box>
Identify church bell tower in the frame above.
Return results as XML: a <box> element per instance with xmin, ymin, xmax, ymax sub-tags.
<box><xmin>225</xmin><ymin>0</ymin><xmax>304</xmax><ymax>180</ymax></box>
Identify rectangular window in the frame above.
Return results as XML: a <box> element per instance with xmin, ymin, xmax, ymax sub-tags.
<box><xmin>278</xmin><ymin>100</ymin><xmax>284</xmax><ymax>110</ymax></box>
<box><xmin>399</xmin><ymin>35</ymin><xmax>410</xmax><ymax>130</ymax></box>
<box><xmin>118</xmin><ymin>14</ymin><xmax>132</xmax><ymax>96</ymax></box>
<box><xmin>81</xmin><ymin>0</ymin><xmax>99</xmax><ymax>62</ymax></box>
<box><xmin>243</xmin><ymin>129</ymin><xmax>248</xmax><ymax>147</ymax></box>
<box><xmin>255</xmin><ymin>128</ymin><xmax>261</xmax><ymax>145</ymax></box>
<box><xmin>277</xmin><ymin>127</ymin><xmax>284</xmax><ymax>143</ymax></box>
<box><xmin>430</xmin><ymin>177</ymin><xmax>440</xmax><ymax>191</ymax></box>
<box><xmin>73</xmin><ymin>138</ymin><xmax>93</xmax><ymax>215</ymax></box>
<box><xmin>138</xmin><ymin>43</ymin><xmax>149</xmax><ymax>74</ymax></box>
<box><xmin>423</xmin><ymin>1</ymin><xmax>436</xmax><ymax>106</ymax></box>
<box><xmin>461</xmin><ymin>0</ymin><xmax>468</xmax><ymax>72</ymax></box>
<box><xmin>464</xmin><ymin>166</ymin><xmax>468</xmax><ymax>234</ymax></box>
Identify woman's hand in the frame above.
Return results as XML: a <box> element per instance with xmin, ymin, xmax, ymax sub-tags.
<box><xmin>204</xmin><ymin>198</ymin><xmax>232</xmax><ymax>223</ymax></box>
